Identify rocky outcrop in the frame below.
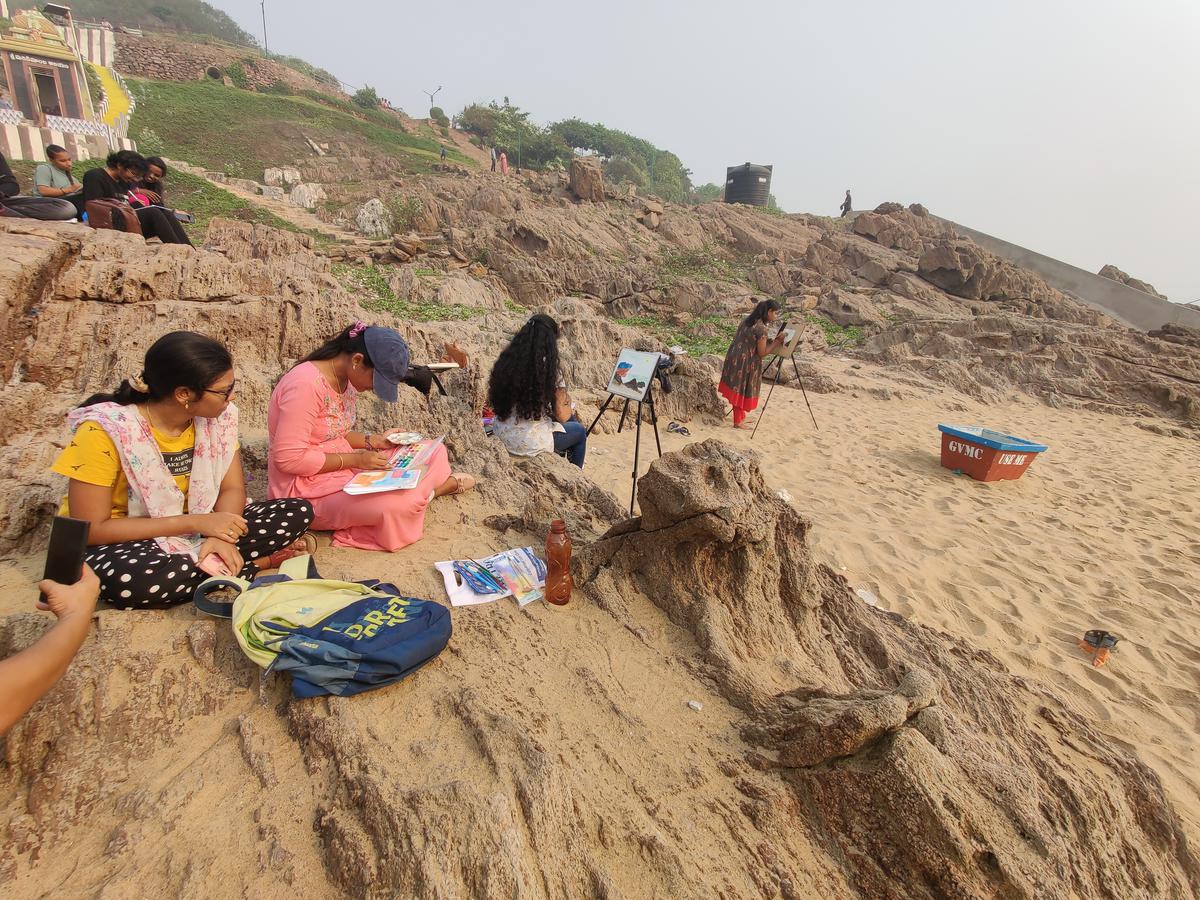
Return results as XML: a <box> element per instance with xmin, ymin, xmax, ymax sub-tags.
<box><xmin>578</xmin><ymin>440</ymin><xmax>1200</xmax><ymax>898</ymax></box>
<box><xmin>288</xmin><ymin>182</ymin><xmax>327</xmax><ymax>209</ymax></box>
<box><xmin>568</xmin><ymin>156</ymin><xmax>605</xmax><ymax>202</ymax></box>
<box><xmin>115</xmin><ymin>33</ymin><xmax>340</xmax><ymax>96</ymax></box>
<box><xmin>1099</xmin><ymin>263</ymin><xmax>1168</xmax><ymax>299</ymax></box>
<box><xmin>0</xmin><ymin>219</ymin><xmax>723</xmax><ymax>553</ymax></box>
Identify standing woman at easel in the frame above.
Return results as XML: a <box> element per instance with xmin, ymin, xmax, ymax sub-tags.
<box><xmin>718</xmin><ymin>299</ymin><xmax>786</xmax><ymax>429</ymax></box>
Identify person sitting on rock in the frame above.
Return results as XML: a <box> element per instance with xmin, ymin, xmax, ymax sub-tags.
<box><xmin>50</xmin><ymin>332</ymin><xmax>315</xmax><ymax>610</ymax></box>
<box><xmin>33</xmin><ymin>145</ymin><xmax>85</xmax><ymax>218</ymax></box>
<box><xmin>267</xmin><ymin>322</ymin><xmax>476</xmax><ymax>553</ymax></box>
<box><xmin>719</xmin><ymin>299</ymin><xmax>786</xmax><ymax>429</ymax></box>
<box><xmin>0</xmin><ymin>566</ymin><xmax>99</xmax><ymax>736</ymax></box>
<box><xmin>138</xmin><ymin>156</ymin><xmax>192</xmax><ymax>225</ymax></box>
<box><xmin>488</xmin><ymin>313</ymin><xmax>587</xmax><ymax>468</ymax></box>
<box><xmin>82</xmin><ymin>150</ymin><xmax>192</xmax><ymax>245</ymax></box>
<box><xmin>0</xmin><ymin>150</ymin><xmax>77</xmax><ymax>220</ymax></box>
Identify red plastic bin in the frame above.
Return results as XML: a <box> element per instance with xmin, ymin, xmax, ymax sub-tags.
<box><xmin>937</xmin><ymin>425</ymin><xmax>1047</xmax><ymax>482</ymax></box>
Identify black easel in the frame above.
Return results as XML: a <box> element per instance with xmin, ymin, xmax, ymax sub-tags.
<box><xmin>587</xmin><ymin>383</ymin><xmax>663</xmax><ymax>515</ymax></box>
<box><xmin>751</xmin><ymin>351</ymin><xmax>819</xmax><ymax>439</ymax></box>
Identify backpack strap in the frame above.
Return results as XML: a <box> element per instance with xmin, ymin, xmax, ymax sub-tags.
<box><xmin>194</xmin><ymin>575</ymin><xmax>250</xmax><ymax>618</ymax></box>
<box><xmin>278</xmin><ymin>553</ymin><xmax>320</xmax><ymax>581</ymax></box>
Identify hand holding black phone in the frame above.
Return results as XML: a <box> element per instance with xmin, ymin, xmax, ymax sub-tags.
<box><xmin>40</xmin><ymin>516</ymin><xmax>90</xmax><ymax>604</ymax></box>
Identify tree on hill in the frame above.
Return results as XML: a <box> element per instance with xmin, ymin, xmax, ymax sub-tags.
<box><xmin>66</xmin><ymin>0</ymin><xmax>256</xmax><ymax>45</ymax></box>
<box><xmin>549</xmin><ymin>118</ymin><xmax>693</xmax><ymax>204</ymax></box>
<box><xmin>456</xmin><ymin>99</ymin><xmax>571</xmax><ymax>170</ymax></box>
<box><xmin>352</xmin><ymin>86</ymin><xmax>381</xmax><ymax>109</ymax></box>
<box><xmin>692</xmin><ymin>183</ymin><xmax>723</xmax><ymax>203</ymax></box>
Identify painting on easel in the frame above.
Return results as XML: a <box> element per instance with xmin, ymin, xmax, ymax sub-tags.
<box><xmin>605</xmin><ymin>349</ymin><xmax>660</xmax><ymax>402</ymax></box>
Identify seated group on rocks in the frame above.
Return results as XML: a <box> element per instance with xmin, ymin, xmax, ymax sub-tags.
<box><xmin>0</xmin><ymin>147</ymin><xmax>191</xmax><ymax>245</ymax></box>
<box><xmin>49</xmin><ymin>311</ymin><xmax>590</xmax><ymax>610</ymax></box>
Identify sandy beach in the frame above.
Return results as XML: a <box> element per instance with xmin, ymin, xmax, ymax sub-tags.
<box><xmin>585</xmin><ymin>356</ymin><xmax>1200</xmax><ymax>844</ymax></box>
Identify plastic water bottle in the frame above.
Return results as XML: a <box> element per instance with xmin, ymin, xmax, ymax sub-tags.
<box><xmin>545</xmin><ymin>520</ymin><xmax>572</xmax><ymax>606</ymax></box>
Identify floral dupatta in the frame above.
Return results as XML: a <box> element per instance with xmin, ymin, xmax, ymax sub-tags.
<box><xmin>66</xmin><ymin>402</ymin><xmax>240</xmax><ymax>559</ymax></box>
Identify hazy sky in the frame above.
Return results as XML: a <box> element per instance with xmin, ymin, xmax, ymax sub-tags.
<box><xmin>211</xmin><ymin>0</ymin><xmax>1199</xmax><ymax>302</ymax></box>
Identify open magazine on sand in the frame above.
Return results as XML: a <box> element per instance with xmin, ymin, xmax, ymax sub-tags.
<box><xmin>343</xmin><ymin>435</ymin><xmax>444</xmax><ymax>495</ymax></box>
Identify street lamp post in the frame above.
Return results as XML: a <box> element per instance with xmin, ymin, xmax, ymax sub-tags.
<box><xmin>260</xmin><ymin>1</ymin><xmax>269</xmax><ymax>56</ymax></box>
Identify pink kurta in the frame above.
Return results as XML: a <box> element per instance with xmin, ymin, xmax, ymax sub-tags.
<box><xmin>267</xmin><ymin>362</ymin><xmax>451</xmax><ymax>552</ymax></box>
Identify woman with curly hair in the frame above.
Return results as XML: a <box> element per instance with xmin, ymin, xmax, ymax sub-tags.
<box><xmin>488</xmin><ymin>314</ymin><xmax>587</xmax><ymax>467</ymax></box>
<box><xmin>719</xmin><ymin>299</ymin><xmax>786</xmax><ymax>428</ymax></box>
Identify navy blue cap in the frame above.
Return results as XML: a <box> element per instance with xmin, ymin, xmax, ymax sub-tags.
<box><xmin>363</xmin><ymin>326</ymin><xmax>410</xmax><ymax>402</ymax></box>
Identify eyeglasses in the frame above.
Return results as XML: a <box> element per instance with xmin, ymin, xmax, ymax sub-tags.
<box><xmin>204</xmin><ymin>380</ymin><xmax>236</xmax><ymax>401</ymax></box>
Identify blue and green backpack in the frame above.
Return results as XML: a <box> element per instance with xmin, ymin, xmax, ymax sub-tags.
<box><xmin>197</xmin><ymin>555</ymin><xmax>451</xmax><ymax>698</ymax></box>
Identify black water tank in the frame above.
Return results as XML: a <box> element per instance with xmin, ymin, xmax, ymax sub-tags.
<box><xmin>724</xmin><ymin>163</ymin><xmax>772</xmax><ymax>206</ymax></box>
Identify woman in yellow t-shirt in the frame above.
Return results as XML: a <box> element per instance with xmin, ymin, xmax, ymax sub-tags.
<box><xmin>53</xmin><ymin>331</ymin><xmax>314</xmax><ymax>610</ymax></box>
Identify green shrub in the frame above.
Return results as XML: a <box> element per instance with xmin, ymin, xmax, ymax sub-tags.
<box><xmin>224</xmin><ymin>62</ymin><xmax>249</xmax><ymax>89</ymax></box>
<box><xmin>429</xmin><ymin>105</ymin><xmax>450</xmax><ymax>127</ymax></box>
<box><xmin>386</xmin><ymin>195</ymin><xmax>424</xmax><ymax>233</ymax></box>
<box><xmin>263</xmin><ymin>79</ymin><xmax>292</xmax><ymax>95</ymax></box>
<box><xmin>352</xmin><ymin>86</ymin><xmax>380</xmax><ymax>109</ymax></box>
<box><xmin>84</xmin><ymin>64</ymin><xmax>104</xmax><ymax>112</ymax></box>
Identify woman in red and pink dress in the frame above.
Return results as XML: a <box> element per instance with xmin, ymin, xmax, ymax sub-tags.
<box><xmin>267</xmin><ymin>322</ymin><xmax>475</xmax><ymax>552</ymax></box>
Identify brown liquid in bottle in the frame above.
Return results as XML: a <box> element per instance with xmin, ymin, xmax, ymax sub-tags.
<box><xmin>545</xmin><ymin>520</ymin><xmax>572</xmax><ymax>606</ymax></box>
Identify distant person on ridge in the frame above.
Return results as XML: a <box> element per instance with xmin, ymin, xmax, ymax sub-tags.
<box><xmin>440</xmin><ymin>144</ymin><xmax>448</xmax><ymax>161</ymax></box>
<box><xmin>840</xmin><ymin>189</ymin><xmax>852</xmax><ymax>217</ymax></box>
<box><xmin>499</xmin><ymin>151</ymin><xmax>509</xmax><ymax>175</ymax></box>
<box><xmin>490</xmin><ymin>145</ymin><xmax>497</xmax><ymax>172</ymax></box>
<box><xmin>719</xmin><ymin>299</ymin><xmax>786</xmax><ymax>429</ymax></box>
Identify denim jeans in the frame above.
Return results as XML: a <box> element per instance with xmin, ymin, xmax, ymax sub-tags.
<box><xmin>553</xmin><ymin>419</ymin><xmax>587</xmax><ymax>468</ymax></box>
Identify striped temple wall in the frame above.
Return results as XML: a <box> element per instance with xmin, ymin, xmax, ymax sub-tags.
<box><xmin>0</xmin><ymin>120</ymin><xmax>134</xmax><ymax>162</ymax></box>
<box><xmin>73</xmin><ymin>23</ymin><xmax>115</xmax><ymax>68</ymax></box>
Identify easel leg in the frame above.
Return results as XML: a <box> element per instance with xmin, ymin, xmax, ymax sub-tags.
<box><xmin>792</xmin><ymin>355</ymin><xmax>819</xmax><ymax>430</ymax></box>
<box><xmin>751</xmin><ymin>357</ymin><xmax>784</xmax><ymax>440</ymax></box>
<box><xmin>630</xmin><ymin>400</ymin><xmax>643</xmax><ymax>516</ymax></box>
<box><xmin>587</xmin><ymin>394</ymin><xmax>615</xmax><ymax>435</ymax></box>
<box><xmin>618</xmin><ymin>399</ymin><xmax>631</xmax><ymax>433</ymax></box>
<box><xmin>646</xmin><ymin>384</ymin><xmax>663</xmax><ymax>456</ymax></box>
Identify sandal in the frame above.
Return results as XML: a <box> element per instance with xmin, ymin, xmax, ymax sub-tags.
<box><xmin>667</xmin><ymin>421</ymin><xmax>691</xmax><ymax>436</ymax></box>
<box><xmin>448</xmin><ymin>473</ymin><xmax>476</xmax><ymax>495</ymax></box>
<box><xmin>260</xmin><ymin>531</ymin><xmax>317</xmax><ymax>570</ymax></box>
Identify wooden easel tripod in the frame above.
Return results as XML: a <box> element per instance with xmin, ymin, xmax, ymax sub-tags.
<box><xmin>586</xmin><ymin>382</ymin><xmax>663</xmax><ymax>515</ymax></box>
<box><xmin>751</xmin><ymin>352</ymin><xmax>820</xmax><ymax>439</ymax></box>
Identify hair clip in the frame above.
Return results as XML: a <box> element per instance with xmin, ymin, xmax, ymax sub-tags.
<box><xmin>127</xmin><ymin>371</ymin><xmax>150</xmax><ymax>392</ymax></box>
<box><xmin>349</xmin><ymin>321</ymin><xmax>368</xmax><ymax>338</ymax></box>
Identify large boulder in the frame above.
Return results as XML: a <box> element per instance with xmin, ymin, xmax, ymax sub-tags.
<box><xmin>568</xmin><ymin>156</ymin><xmax>605</xmax><ymax>202</ymax></box>
<box><xmin>263</xmin><ymin>166</ymin><xmax>302</xmax><ymax>188</ymax></box>
<box><xmin>355</xmin><ymin>198</ymin><xmax>392</xmax><ymax>238</ymax></box>
<box><xmin>288</xmin><ymin>182</ymin><xmax>327</xmax><ymax>209</ymax></box>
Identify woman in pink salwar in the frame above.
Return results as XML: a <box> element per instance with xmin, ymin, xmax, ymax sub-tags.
<box><xmin>267</xmin><ymin>323</ymin><xmax>476</xmax><ymax>552</ymax></box>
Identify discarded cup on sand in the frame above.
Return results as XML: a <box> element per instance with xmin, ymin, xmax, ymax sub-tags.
<box><xmin>855</xmin><ymin>587</ymin><xmax>879</xmax><ymax>607</ymax></box>
<box><xmin>687</xmin><ymin>700</ymin><xmax>703</xmax><ymax>711</ymax></box>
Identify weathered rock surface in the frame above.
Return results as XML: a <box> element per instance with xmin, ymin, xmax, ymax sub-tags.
<box><xmin>568</xmin><ymin>156</ymin><xmax>605</xmax><ymax>202</ymax></box>
<box><xmin>578</xmin><ymin>440</ymin><xmax>1200</xmax><ymax>899</ymax></box>
<box><xmin>1099</xmin><ymin>263</ymin><xmax>1168</xmax><ymax>298</ymax></box>
<box><xmin>354</xmin><ymin>198</ymin><xmax>392</xmax><ymax>237</ymax></box>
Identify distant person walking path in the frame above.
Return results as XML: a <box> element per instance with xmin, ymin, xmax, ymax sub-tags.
<box><xmin>499</xmin><ymin>151</ymin><xmax>509</xmax><ymax>175</ymax></box>
<box><xmin>839</xmin><ymin>189</ymin><xmax>852</xmax><ymax>217</ymax></box>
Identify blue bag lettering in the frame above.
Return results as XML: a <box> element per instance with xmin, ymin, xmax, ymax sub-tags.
<box><xmin>268</xmin><ymin>584</ymin><xmax>452</xmax><ymax>698</ymax></box>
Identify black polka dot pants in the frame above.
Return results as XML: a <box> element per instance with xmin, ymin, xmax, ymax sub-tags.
<box><xmin>85</xmin><ymin>498</ymin><xmax>314</xmax><ymax>610</ymax></box>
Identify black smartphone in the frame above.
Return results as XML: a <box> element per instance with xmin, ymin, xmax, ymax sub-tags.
<box><xmin>40</xmin><ymin>516</ymin><xmax>90</xmax><ymax>604</ymax></box>
<box><xmin>174</xmin><ymin>210</ymin><xmax>194</xmax><ymax>224</ymax></box>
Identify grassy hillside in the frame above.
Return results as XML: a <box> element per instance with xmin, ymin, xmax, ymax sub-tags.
<box><xmin>128</xmin><ymin>78</ymin><xmax>471</xmax><ymax>179</ymax></box>
<box><xmin>64</xmin><ymin>0</ymin><xmax>255</xmax><ymax>45</ymax></box>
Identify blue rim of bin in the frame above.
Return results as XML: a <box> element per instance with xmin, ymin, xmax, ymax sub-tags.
<box><xmin>938</xmin><ymin>425</ymin><xmax>1047</xmax><ymax>453</ymax></box>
